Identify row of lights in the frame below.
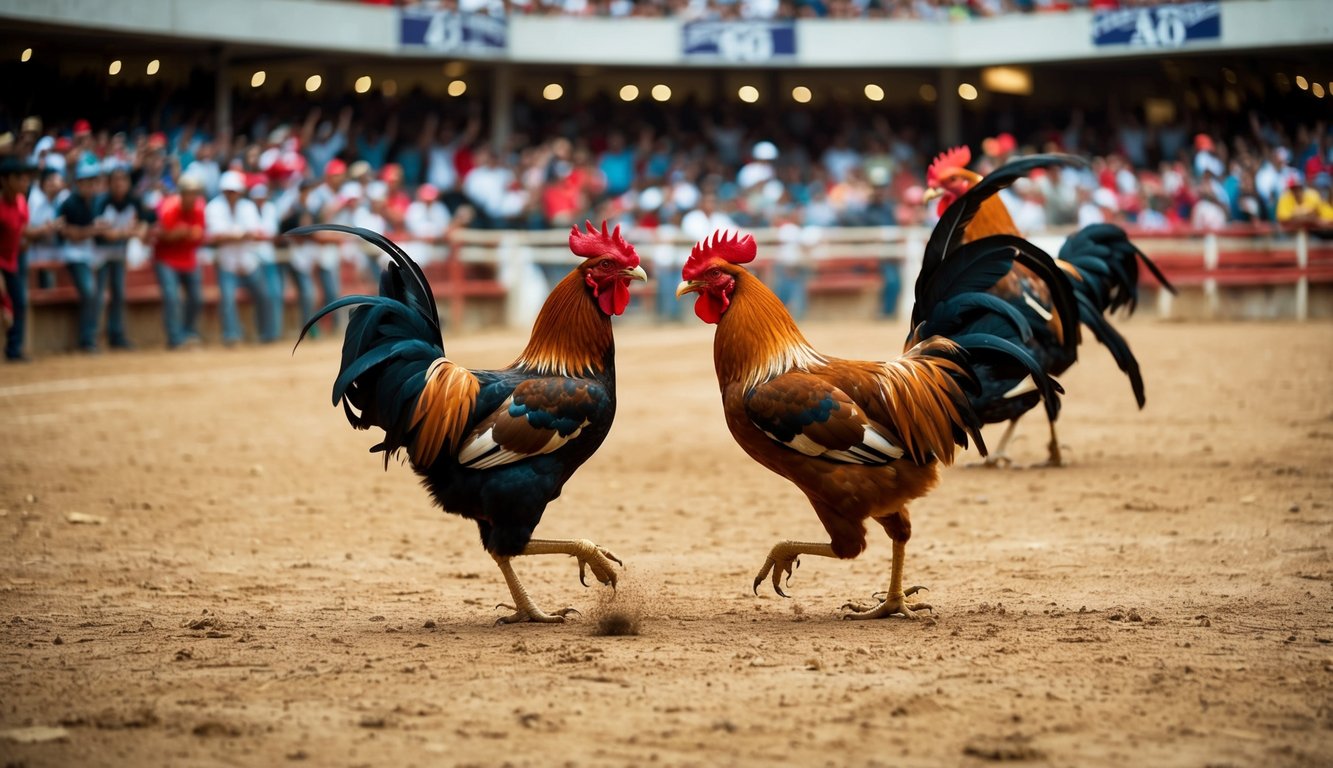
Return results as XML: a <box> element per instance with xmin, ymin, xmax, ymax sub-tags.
<box><xmin>550</xmin><ymin>81</ymin><xmax>962</xmax><ymax>104</ymax></box>
<box><xmin>1294</xmin><ymin>74</ymin><xmax>1330</xmax><ymax>99</ymax></box>
<box><xmin>22</xmin><ymin>48</ymin><xmax>164</xmax><ymax>77</ymax></box>
<box><xmin>19</xmin><ymin>47</ymin><xmax>983</xmax><ymax>104</ymax></box>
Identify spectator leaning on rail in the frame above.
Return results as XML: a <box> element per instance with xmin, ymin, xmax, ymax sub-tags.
<box><xmin>0</xmin><ymin>156</ymin><xmax>37</xmax><ymax>362</ymax></box>
<box><xmin>93</xmin><ymin>166</ymin><xmax>150</xmax><ymax>350</ymax></box>
<box><xmin>206</xmin><ymin>170</ymin><xmax>274</xmax><ymax>346</ymax></box>
<box><xmin>57</xmin><ymin>160</ymin><xmax>107</xmax><ymax>353</ymax></box>
<box><xmin>249</xmin><ymin>183</ymin><xmax>285</xmax><ymax>340</ymax></box>
<box><xmin>152</xmin><ymin>173</ymin><xmax>207</xmax><ymax>350</ymax></box>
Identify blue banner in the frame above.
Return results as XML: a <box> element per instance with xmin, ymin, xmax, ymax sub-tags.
<box><xmin>400</xmin><ymin>10</ymin><xmax>507</xmax><ymax>54</ymax></box>
<box><xmin>683</xmin><ymin>21</ymin><xmax>796</xmax><ymax>62</ymax></box>
<box><xmin>1092</xmin><ymin>2</ymin><xmax>1221</xmax><ymax>48</ymax></box>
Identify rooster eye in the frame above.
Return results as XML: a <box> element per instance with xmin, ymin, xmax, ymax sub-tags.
<box><xmin>707</xmin><ymin>268</ymin><xmax>722</xmax><ymax>279</ymax></box>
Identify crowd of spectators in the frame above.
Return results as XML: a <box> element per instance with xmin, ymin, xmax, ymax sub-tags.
<box><xmin>386</xmin><ymin>0</ymin><xmax>1195</xmax><ymax>21</ymax></box>
<box><xmin>0</xmin><ymin>99</ymin><xmax>1329</xmax><ymax>359</ymax></box>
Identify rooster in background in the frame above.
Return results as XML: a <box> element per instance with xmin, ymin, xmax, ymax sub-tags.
<box><xmin>923</xmin><ymin>146</ymin><xmax>1174</xmax><ymax>466</ymax></box>
<box><xmin>294</xmin><ymin>222</ymin><xmax>647</xmax><ymax>624</ymax></box>
<box><xmin>675</xmin><ymin>174</ymin><xmax>1071</xmax><ymax>618</ymax></box>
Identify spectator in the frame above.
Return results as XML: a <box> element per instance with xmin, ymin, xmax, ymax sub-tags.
<box><xmin>57</xmin><ymin>161</ymin><xmax>106</xmax><ymax>353</ymax></box>
<box><xmin>1275</xmin><ymin>177</ymin><xmax>1324</xmax><ymax>228</ymax></box>
<box><xmin>206</xmin><ymin>170</ymin><xmax>273</xmax><ymax>345</ymax></box>
<box><xmin>93</xmin><ymin>166</ymin><xmax>149</xmax><ymax>350</ymax></box>
<box><xmin>277</xmin><ymin>179</ymin><xmax>322</xmax><ymax>336</ymax></box>
<box><xmin>463</xmin><ymin>145</ymin><xmax>519</xmax><ymax>229</ymax></box>
<box><xmin>249</xmin><ymin>183</ymin><xmax>285</xmax><ymax>340</ymax></box>
<box><xmin>152</xmin><ymin>174</ymin><xmax>207</xmax><ymax>350</ymax></box>
<box><xmin>0</xmin><ymin>156</ymin><xmax>36</xmax><ymax>362</ymax></box>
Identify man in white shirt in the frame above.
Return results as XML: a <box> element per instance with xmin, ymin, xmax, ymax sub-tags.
<box><xmin>250</xmin><ymin>184</ymin><xmax>284</xmax><ymax>340</ymax></box>
<box><xmin>206</xmin><ymin>170</ymin><xmax>273</xmax><ymax>344</ymax></box>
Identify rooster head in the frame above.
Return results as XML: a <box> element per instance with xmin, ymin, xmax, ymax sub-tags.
<box><xmin>675</xmin><ymin>229</ymin><xmax>756</xmax><ymax>324</ymax></box>
<box><xmin>923</xmin><ymin>145</ymin><xmax>982</xmax><ymax>217</ymax></box>
<box><xmin>569</xmin><ymin>220</ymin><xmax>647</xmax><ymax>316</ymax></box>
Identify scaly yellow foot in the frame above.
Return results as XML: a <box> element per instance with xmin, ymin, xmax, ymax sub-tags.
<box><xmin>842</xmin><ymin>586</ymin><xmax>932</xmax><ymax>620</ymax></box>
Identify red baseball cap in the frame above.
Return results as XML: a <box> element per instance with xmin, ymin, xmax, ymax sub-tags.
<box><xmin>73</xmin><ymin>119</ymin><xmax>92</xmax><ymax>136</ymax></box>
<box><xmin>417</xmin><ymin>183</ymin><xmax>439</xmax><ymax>202</ymax></box>
<box><xmin>380</xmin><ymin>163</ymin><xmax>402</xmax><ymax>182</ymax></box>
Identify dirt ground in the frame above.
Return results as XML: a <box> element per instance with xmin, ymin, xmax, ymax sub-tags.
<box><xmin>1</xmin><ymin>316</ymin><xmax>1331</xmax><ymax>768</ymax></box>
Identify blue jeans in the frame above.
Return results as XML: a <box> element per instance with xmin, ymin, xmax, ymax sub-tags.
<box><xmin>314</xmin><ymin>263</ymin><xmax>343</xmax><ymax>332</ymax></box>
<box><xmin>66</xmin><ymin>262</ymin><xmax>99</xmax><ymax>350</ymax></box>
<box><xmin>217</xmin><ymin>267</ymin><xmax>273</xmax><ymax>344</ymax></box>
<box><xmin>282</xmin><ymin>263</ymin><xmax>316</xmax><ymax>333</ymax></box>
<box><xmin>153</xmin><ymin>262</ymin><xmax>202</xmax><ymax>348</ymax></box>
<box><xmin>879</xmin><ymin>260</ymin><xmax>902</xmax><ymax>318</ymax></box>
<box><xmin>653</xmin><ymin>264</ymin><xmax>682</xmax><ymax>321</ymax></box>
<box><xmin>96</xmin><ymin>258</ymin><xmax>131</xmax><ymax>346</ymax></box>
<box><xmin>774</xmin><ymin>266</ymin><xmax>810</xmax><ymax>321</ymax></box>
<box><xmin>2</xmin><ymin>249</ymin><xmax>27</xmax><ymax>359</ymax></box>
<box><xmin>260</xmin><ymin>261</ymin><xmax>284</xmax><ymax>340</ymax></box>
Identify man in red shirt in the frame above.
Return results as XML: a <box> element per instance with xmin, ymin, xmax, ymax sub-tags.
<box><xmin>0</xmin><ymin>156</ymin><xmax>36</xmax><ymax>361</ymax></box>
<box><xmin>153</xmin><ymin>174</ymin><xmax>207</xmax><ymax>349</ymax></box>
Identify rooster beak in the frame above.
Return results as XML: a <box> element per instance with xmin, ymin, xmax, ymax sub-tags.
<box><xmin>675</xmin><ymin>280</ymin><xmax>703</xmax><ymax>299</ymax></box>
<box><xmin>921</xmin><ymin>187</ymin><xmax>943</xmax><ymax>204</ymax></box>
<box><xmin>623</xmin><ymin>265</ymin><xmax>648</xmax><ymax>282</ymax></box>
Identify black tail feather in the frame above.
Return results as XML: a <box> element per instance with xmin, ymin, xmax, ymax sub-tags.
<box><xmin>291</xmin><ymin>226</ymin><xmax>446</xmax><ymax>460</ymax></box>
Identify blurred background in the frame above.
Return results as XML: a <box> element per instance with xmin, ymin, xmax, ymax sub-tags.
<box><xmin>0</xmin><ymin>0</ymin><xmax>1330</xmax><ymax>355</ymax></box>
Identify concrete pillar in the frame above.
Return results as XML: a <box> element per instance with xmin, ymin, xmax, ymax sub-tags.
<box><xmin>490</xmin><ymin>64</ymin><xmax>513</xmax><ymax>152</ymax></box>
<box><xmin>937</xmin><ymin>68</ymin><xmax>961</xmax><ymax>148</ymax></box>
<box><xmin>214</xmin><ymin>47</ymin><xmax>232</xmax><ymax>140</ymax></box>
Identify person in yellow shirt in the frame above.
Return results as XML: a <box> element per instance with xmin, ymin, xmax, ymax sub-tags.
<box><xmin>1275</xmin><ymin>177</ymin><xmax>1323</xmax><ymax>227</ymax></box>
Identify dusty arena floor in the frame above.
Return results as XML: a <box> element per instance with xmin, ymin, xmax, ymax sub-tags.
<box><xmin>2</xmin><ymin>318</ymin><xmax>1331</xmax><ymax>767</ymax></box>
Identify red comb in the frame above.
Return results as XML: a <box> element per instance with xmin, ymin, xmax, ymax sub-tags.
<box><xmin>926</xmin><ymin>145</ymin><xmax>972</xmax><ymax>187</ymax></box>
<box><xmin>690</xmin><ymin>229</ymin><xmax>756</xmax><ymax>269</ymax></box>
<box><xmin>568</xmin><ymin>219</ymin><xmax>639</xmax><ymax>265</ymax></box>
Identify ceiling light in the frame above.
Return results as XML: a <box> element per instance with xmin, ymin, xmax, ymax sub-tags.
<box><xmin>958</xmin><ymin>82</ymin><xmax>979</xmax><ymax>101</ymax></box>
<box><xmin>146</xmin><ymin>59</ymin><xmax>160</xmax><ymax>76</ymax></box>
<box><xmin>251</xmin><ymin>71</ymin><xmax>266</xmax><ymax>88</ymax></box>
<box><xmin>108</xmin><ymin>60</ymin><xmax>122</xmax><ymax>76</ymax></box>
<box><xmin>738</xmin><ymin>85</ymin><xmax>759</xmax><ymax>103</ymax></box>
<box><xmin>447</xmin><ymin>80</ymin><xmax>467</xmax><ymax>97</ymax></box>
<box><xmin>651</xmin><ymin>84</ymin><xmax>671</xmax><ymax>102</ymax></box>
<box><xmin>864</xmin><ymin>84</ymin><xmax>884</xmax><ymax>102</ymax></box>
<box><xmin>543</xmin><ymin>83</ymin><xmax>564</xmax><ymax>100</ymax></box>
<box><xmin>355</xmin><ymin>76</ymin><xmax>372</xmax><ymax>94</ymax></box>
<box><xmin>792</xmin><ymin>86</ymin><xmax>812</xmax><ymax>104</ymax></box>
<box><xmin>981</xmin><ymin>66</ymin><xmax>1032</xmax><ymax>95</ymax></box>
<box><xmin>919</xmin><ymin>83</ymin><xmax>937</xmax><ymax>102</ymax></box>
<box><xmin>20</xmin><ymin>48</ymin><xmax>32</xmax><ymax>63</ymax></box>
<box><xmin>619</xmin><ymin>84</ymin><xmax>639</xmax><ymax>101</ymax></box>
<box><xmin>305</xmin><ymin>75</ymin><xmax>322</xmax><ymax>93</ymax></box>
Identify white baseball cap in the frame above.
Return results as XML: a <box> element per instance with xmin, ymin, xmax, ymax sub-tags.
<box><xmin>219</xmin><ymin>170</ymin><xmax>247</xmax><ymax>193</ymax></box>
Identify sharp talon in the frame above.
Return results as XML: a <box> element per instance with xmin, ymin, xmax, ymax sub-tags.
<box><xmin>752</xmin><ymin>579</ymin><xmax>763</xmax><ymax>596</ymax></box>
<box><xmin>775</xmin><ymin>584</ymin><xmax>789</xmax><ymax>599</ymax></box>
<box><xmin>495</xmin><ymin>603</ymin><xmax>515</xmax><ymax>611</ymax></box>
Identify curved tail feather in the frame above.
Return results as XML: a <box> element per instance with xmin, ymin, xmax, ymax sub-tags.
<box><xmin>292</xmin><ymin>226</ymin><xmax>453</xmax><ymax>465</ymax></box>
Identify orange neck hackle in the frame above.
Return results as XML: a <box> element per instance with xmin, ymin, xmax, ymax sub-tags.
<box><xmin>513</xmin><ymin>268</ymin><xmax>614</xmax><ymax>378</ymax></box>
<box><xmin>713</xmin><ymin>271</ymin><xmax>824</xmax><ymax>391</ymax></box>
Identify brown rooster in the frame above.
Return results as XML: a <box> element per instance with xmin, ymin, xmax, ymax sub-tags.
<box><xmin>676</xmin><ymin>211</ymin><xmax>1066</xmax><ymax>618</ymax></box>
<box><xmin>924</xmin><ymin>147</ymin><xmax>1173</xmax><ymax>466</ymax></box>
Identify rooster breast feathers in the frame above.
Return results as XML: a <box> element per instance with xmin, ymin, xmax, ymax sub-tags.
<box><xmin>741</xmin><ymin>339</ymin><xmax>981</xmax><ymax>469</ymax></box>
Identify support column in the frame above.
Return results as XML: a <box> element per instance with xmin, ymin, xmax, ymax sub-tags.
<box><xmin>937</xmin><ymin>67</ymin><xmax>961</xmax><ymax>148</ymax></box>
<box><xmin>214</xmin><ymin>47</ymin><xmax>232</xmax><ymax>141</ymax></box>
<box><xmin>490</xmin><ymin>63</ymin><xmax>513</xmax><ymax>152</ymax></box>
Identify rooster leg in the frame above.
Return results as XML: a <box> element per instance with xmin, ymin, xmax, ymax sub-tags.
<box><xmin>753</xmin><ymin>541</ymin><xmax>836</xmax><ymax>597</ymax></box>
<box><xmin>981</xmin><ymin>419</ymin><xmax>1019</xmax><ymax>468</ymax></box>
<box><xmin>1040</xmin><ymin>420</ymin><xmax>1064</xmax><ymax>468</ymax></box>
<box><xmin>520</xmin><ymin>539</ymin><xmax>623</xmax><ymax>588</ymax></box>
<box><xmin>843</xmin><ymin>540</ymin><xmax>933</xmax><ymax>620</ymax></box>
<box><xmin>492</xmin><ymin>555</ymin><xmax>578</xmax><ymax>624</ymax></box>
<box><xmin>491</xmin><ymin>539</ymin><xmax>622</xmax><ymax>625</ymax></box>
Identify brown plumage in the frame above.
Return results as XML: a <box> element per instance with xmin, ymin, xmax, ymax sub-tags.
<box><xmin>678</xmin><ymin>231</ymin><xmax>1002</xmax><ymax>620</ymax></box>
